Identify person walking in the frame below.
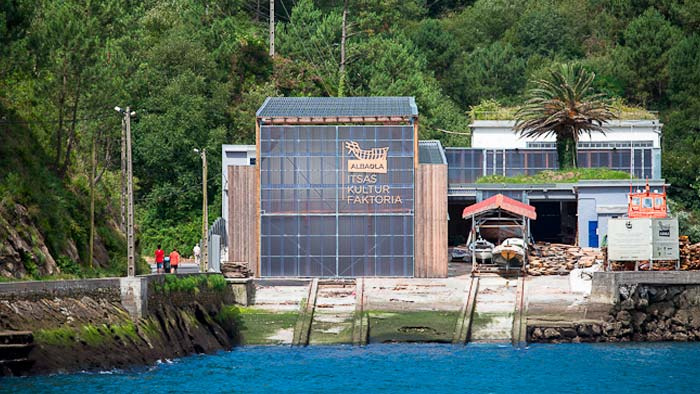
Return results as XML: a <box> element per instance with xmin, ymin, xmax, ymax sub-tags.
<box><xmin>193</xmin><ymin>244</ymin><xmax>201</xmax><ymax>266</ymax></box>
<box><xmin>169</xmin><ymin>248</ymin><xmax>181</xmax><ymax>273</ymax></box>
<box><xmin>154</xmin><ymin>244</ymin><xmax>165</xmax><ymax>274</ymax></box>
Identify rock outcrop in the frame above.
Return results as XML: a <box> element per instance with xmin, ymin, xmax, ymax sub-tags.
<box><xmin>0</xmin><ymin>203</ymin><xmax>58</xmax><ymax>278</ymax></box>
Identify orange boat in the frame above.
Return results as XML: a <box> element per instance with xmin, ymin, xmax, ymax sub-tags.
<box><xmin>628</xmin><ymin>181</ymin><xmax>667</xmax><ymax>219</ymax></box>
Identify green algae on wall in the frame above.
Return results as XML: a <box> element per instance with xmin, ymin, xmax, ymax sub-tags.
<box><xmin>34</xmin><ymin>322</ymin><xmax>138</xmax><ymax>347</ymax></box>
<box><xmin>236</xmin><ymin>307</ymin><xmax>298</xmax><ymax>345</ymax></box>
<box><xmin>368</xmin><ymin>311</ymin><xmax>459</xmax><ymax>343</ymax></box>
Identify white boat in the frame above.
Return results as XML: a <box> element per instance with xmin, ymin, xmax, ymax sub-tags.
<box><xmin>469</xmin><ymin>238</ymin><xmax>495</xmax><ymax>263</ymax></box>
<box><xmin>450</xmin><ymin>247</ymin><xmax>469</xmax><ymax>261</ymax></box>
<box><xmin>492</xmin><ymin>238</ymin><xmax>527</xmax><ymax>268</ymax></box>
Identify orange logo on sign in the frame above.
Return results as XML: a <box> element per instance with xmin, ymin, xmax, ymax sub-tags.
<box><xmin>345</xmin><ymin>141</ymin><xmax>388</xmax><ymax>174</ymax></box>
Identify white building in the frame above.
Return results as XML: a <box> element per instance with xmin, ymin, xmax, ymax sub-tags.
<box><xmin>221</xmin><ymin>144</ymin><xmax>256</xmax><ymax>222</ymax></box>
<box><xmin>470</xmin><ymin>119</ymin><xmax>662</xmax><ymax>149</ymax></box>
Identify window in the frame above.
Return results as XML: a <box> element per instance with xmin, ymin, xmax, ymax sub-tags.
<box><xmin>643</xmin><ymin>198</ymin><xmax>653</xmax><ymax>209</ymax></box>
<box><xmin>655</xmin><ymin>197</ymin><xmax>663</xmax><ymax>208</ymax></box>
<box><xmin>631</xmin><ymin>197</ymin><xmax>640</xmax><ymax>207</ymax></box>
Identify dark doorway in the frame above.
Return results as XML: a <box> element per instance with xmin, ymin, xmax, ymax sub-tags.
<box><xmin>448</xmin><ymin>198</ymin><xmax>475</xmax><ymax>246</ymax></box>
<box><xmin>530</xmin><ymin>201</ymin><xmax>577</xmax><ymax>244</ymax></box>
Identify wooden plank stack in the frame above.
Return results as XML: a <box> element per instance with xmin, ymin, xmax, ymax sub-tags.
<box><xmin>527</xmin><ymin>243</ymin><xmax>604</xmax><ymax>276</ymax></box>
<box><xmin>221</xmin><ymin>262</ymin><xmax>253</xmax><ymax>278</ymax></box>
<box><xmin>680</xmin><ymin>235</ymin><xmax>700</xmax><ymax>270</ymax></box>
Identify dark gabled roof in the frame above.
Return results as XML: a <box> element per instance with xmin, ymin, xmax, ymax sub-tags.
<box><xmin>256</xmin><ymin>97</ymin><xmax>418</xmax><ymax>118</ymax></box>
<box><xmin>418</xmin><ymin>140</ymin><xmax>447</xmax><ymax>165</ymax></box>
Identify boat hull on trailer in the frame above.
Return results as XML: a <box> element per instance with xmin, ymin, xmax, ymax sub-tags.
<box><xmin>492</xmin><ymin>238</ymin><xmax>527</xmax><ymax>268</ymax></box>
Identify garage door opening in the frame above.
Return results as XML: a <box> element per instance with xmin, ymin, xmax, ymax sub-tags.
<box><xmin>448</xmin><ymin>199</ymin><xmax>475</xmax><ymax>246</ymax></box>
<box><xmin>530</xmin><ymin>201</ymin><xmax>577</xmax><ymax>244</ymax></box>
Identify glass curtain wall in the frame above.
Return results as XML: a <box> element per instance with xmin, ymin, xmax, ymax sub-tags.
<box><xmin>260</xmin><ymin>125</ymin><xmax>415</xmax><ymax>277</ymax></box>
<box><xmin>446</xmin><ymin>147</ymin><xmax>654</xmax><ymax>184</ymax></box>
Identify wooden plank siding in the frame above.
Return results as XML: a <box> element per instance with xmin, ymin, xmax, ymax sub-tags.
<box><xmin>228</xmin><ymin>165</ymin><xmax>259</xmax><ymax>277</ymax></box>
<box><xmin>414</xmin><ymin>164</ymin><xmax>448</xmax><ymax>278</ymax></box>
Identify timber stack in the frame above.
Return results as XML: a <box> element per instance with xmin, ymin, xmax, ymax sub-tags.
<box><xmin>527</xmin><ymin>243</ymin><xmax>603</xmax><ymax>276</ymax></box>
<box><xmin>680</xmin><ymin>236</ymin><xmax>700</xmax><ymax>270</ymax></box>
<box><xmin>220</xmin><ymin>262</ymin><xmax>253</xmax><ymax>278</ymax></box>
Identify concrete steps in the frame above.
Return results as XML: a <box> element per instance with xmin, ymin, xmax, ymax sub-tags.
<box><xmin>309</xmin><ymin>280</ymin><xmax>356</xmax><ymax>345</ymax></box>
<box><xmin>0</xmin><ymin>331</ymin><xmax>34</xmax><ymax>376</ymax></box>
<box><xmin>470</xmin><ymin>275</ymin><xmax>518</xmax><ymax>343</ymax></box>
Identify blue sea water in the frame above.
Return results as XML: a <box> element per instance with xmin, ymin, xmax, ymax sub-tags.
<box><xmin>3</xmin><ymin>343</ymin><xmax>700</xmax><ymax>393</ymax></box>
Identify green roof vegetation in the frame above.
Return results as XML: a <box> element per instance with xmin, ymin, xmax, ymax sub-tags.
<box><xmin>468</xmin><ymin>99</ymin><xmax>657</xmax><ymax>121</ymax></box>
<box><xmin>476</xmin><ymin>168</ymin><xmax>633</xmax><ymax>184</ymax></box>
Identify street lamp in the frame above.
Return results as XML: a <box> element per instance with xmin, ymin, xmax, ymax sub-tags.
<box><xmin>195</xmin><ymin>148</ymin><xmax>208</xmax><ymax>272</ymax></box>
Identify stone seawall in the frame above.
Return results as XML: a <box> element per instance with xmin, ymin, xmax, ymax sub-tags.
<box><xmin>529</xmin><ymin>279</ymin><xmax>700</xmax><ymax>343</ymax></box>
<box><xmin>0</xmin><ymin>274</ymin><xmax>240</xmax><ymax>376</ymax></box>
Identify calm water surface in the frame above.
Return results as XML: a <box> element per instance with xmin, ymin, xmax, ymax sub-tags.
<box><xmin>3</xmin><ymin>343</ymin><xmax>700</xmax><ymax>393</ymax></box>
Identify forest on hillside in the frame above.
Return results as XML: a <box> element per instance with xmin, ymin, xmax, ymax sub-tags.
<box><xmin>1</xmin><ymin>0</ymin><xmax>700</xmax><ymax>276</ymax></box>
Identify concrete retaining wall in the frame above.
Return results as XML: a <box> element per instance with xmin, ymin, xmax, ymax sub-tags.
<box><xmin>0</xmin><ymin>274</ymin><xmax>232</xmax><ymax>319</ymax></box>
<box><xmin>591</xmin><ymin>272</ymin><xmax>700</xmax><ymax>303</ymax></box>
<box><xmin>0</xmin><ymin>278</ymin><xmax>121</xmax><ymax>303</ymax></box>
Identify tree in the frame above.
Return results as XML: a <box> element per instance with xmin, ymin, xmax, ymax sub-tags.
<box><xmin>514</xmin><ymin>64</ymin><xmax>615</xmax><ymax>169</ymax></box>
<box><xmin>612</xmin><ymin>8</ymin><xmax>681</xmax><ymax>106</ymax></box>
<box><xmin>447</xmin><ymin>42</ymin><xmax>527</xmax><ymax>108</ymax></box>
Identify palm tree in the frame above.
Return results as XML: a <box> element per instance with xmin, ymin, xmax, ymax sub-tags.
<box><xmin>514</xmin><ymin>64</ymin><xmax>616</xmax><ymax>169</ymax></box>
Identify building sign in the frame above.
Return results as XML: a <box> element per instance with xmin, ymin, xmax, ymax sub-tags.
<box><xmin>344</xmin><ymin>140</ymin><xmax>402</xmax><ymax>205</ymax></box>
<box><xmin>345</xmin><ymin>141</ymin><xmax>388</xmax><ymax>174</ymax></box>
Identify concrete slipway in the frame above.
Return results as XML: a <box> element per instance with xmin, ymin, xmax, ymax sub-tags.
<box><xmin>228</xmin><ymin>270</ymin><xmax>606</xmax><ymax>346</ymax></box>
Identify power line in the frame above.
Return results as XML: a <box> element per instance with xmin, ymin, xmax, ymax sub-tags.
<box><xmin>278</xmin><ymin>0</ymin><xmax>335</xmax><ymax>94</ymax></box>
<box><xmin>0</xmin><ymin>114</ymin><xmax>114</xmax><ymax>125</ymax></box>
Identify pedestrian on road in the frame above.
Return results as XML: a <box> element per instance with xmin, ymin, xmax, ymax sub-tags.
<box><xmin>193</xmin><ymin>244</ymin><xmax>201</xmax><ymax>266</ymax></box>
<box><xmin>154</xmin><ymin>244</ymin><xmax>165</xmax><ymax>274</ymax></box>
<box><xmin>169</xmin><ymin>248</ymin><xmax>181</xmax><ymax>273</ymax></box>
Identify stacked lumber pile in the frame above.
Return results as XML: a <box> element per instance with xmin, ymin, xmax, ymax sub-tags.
<box><xmin>221</xmin><ymin>262</ymin><xmax>252</xmax><ymax>278</ymax></box>
<box><xmin>527</xmin><ymin>243</ymin><xmax>604</xmax><ymax>276</ymax></box>
<box><xmin>680</xmin><ymin>236</ymin><xmax>700</xmax><ymax>270</ymax></box>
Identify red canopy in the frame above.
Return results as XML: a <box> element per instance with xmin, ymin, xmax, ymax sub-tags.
<box><xmin>461</xmin><ymin>194</ymin><xmax>537</xmax><ymax>220</ymax></box>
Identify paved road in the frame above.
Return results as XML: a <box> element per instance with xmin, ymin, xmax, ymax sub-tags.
<box><xmin>149</xmin><ymin>262</ymin><xmax>200</xmax><ymax>274</ymax></box>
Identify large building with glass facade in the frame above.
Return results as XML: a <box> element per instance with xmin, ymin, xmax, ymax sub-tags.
<box><xmin>224</xmin><ymin>97</ymin><xmax>665</xmax><ymax>278</ymax></box>
<box><xmin>226</xmin><ymin>97</ymin><xmax>448</xmax><ymax>278</ymax></box>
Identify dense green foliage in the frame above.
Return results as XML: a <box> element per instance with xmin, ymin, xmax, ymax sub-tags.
<box><xmin>151</xmin><ymin>274</ymin><xmax>227</xmax><ymax>294</ymax></box>
<box><xmin>2</xmin><ymin>0</ymin><xmax>700</xmax><ymax>269</ymax></box>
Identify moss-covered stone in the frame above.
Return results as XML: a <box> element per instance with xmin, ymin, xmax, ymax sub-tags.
<box><xmin>368</xmin><ymin>311</ymin><xmax>459</xmax><ymax>343</ymax></box>
<box><xmin>237</xmin><ymin>307</ymin><xmax>298</xmax><ymax>345</ymax></box>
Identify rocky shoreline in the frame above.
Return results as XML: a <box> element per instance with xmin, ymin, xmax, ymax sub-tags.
<box><xmin>0</xmin><ymin>275</ymin><xmax>240</xmax><ymax>376</ymax></box>
<box><xmin>529</xmin><ymin>284</ymin><xmax>700</xmax><ymax>343</ymax></box>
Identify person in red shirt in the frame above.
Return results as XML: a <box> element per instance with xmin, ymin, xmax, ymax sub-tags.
<box><xmin>154</xmin><ymin>244</ymin><xmax>165</xmax><ymax>274</ymax></box>
<box><xmin>169</xmin><ymin>248</ymin><xmax>180</xmax><ymax>273</ymax></box>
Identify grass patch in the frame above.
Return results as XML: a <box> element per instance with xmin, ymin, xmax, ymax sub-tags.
<box><xmin>151</xmin><ymin>274</ymin><xmax>227</xmax><ymax>294</ymax></box>
<box><xmin>476</xmin><ymin>168</ymin><xmax>632</xmax><ymax>184</ymax></box>
<box><xmin>469</xmin><ymin>98</ymin><xmax>656</xmax><ymax>121</ymax></box>
<box><xmin>367</xmin><ymin>311</ymin><xmax>459</xmax><ymax>343</ymax></box>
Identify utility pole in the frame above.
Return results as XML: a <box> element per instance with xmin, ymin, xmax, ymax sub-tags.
<box><xmin>89</xmin><ymin>133</ymin><xmax>96</xmax><ymax>269</ymax></box>
<box><xmin>269</xmin><ymin>0</ymin><xmax>275</xmax><ymax>57</ymax></box>
<box><xmin>339</xmin><ymin>0</ymin><xmax>348</xmax><ymax>96</ymax></box>
<box><xmin>115</xmin><ymin>106</ymin><xmax>136</xmax><ymax>276</ymax></box>
<box><xmin>125</xmin><ymin>107</ymin><xmax>135</xmax><ymax>277</ymax></box>
<box><xmin>195</xmin><ymin>148</ymin><xmax>209</xmax><ymax>272</ymax></box>
<box><xmin>120</xmin><ymin>117</ymin><xmax>126</xmax><ymax>233</ymax></box>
